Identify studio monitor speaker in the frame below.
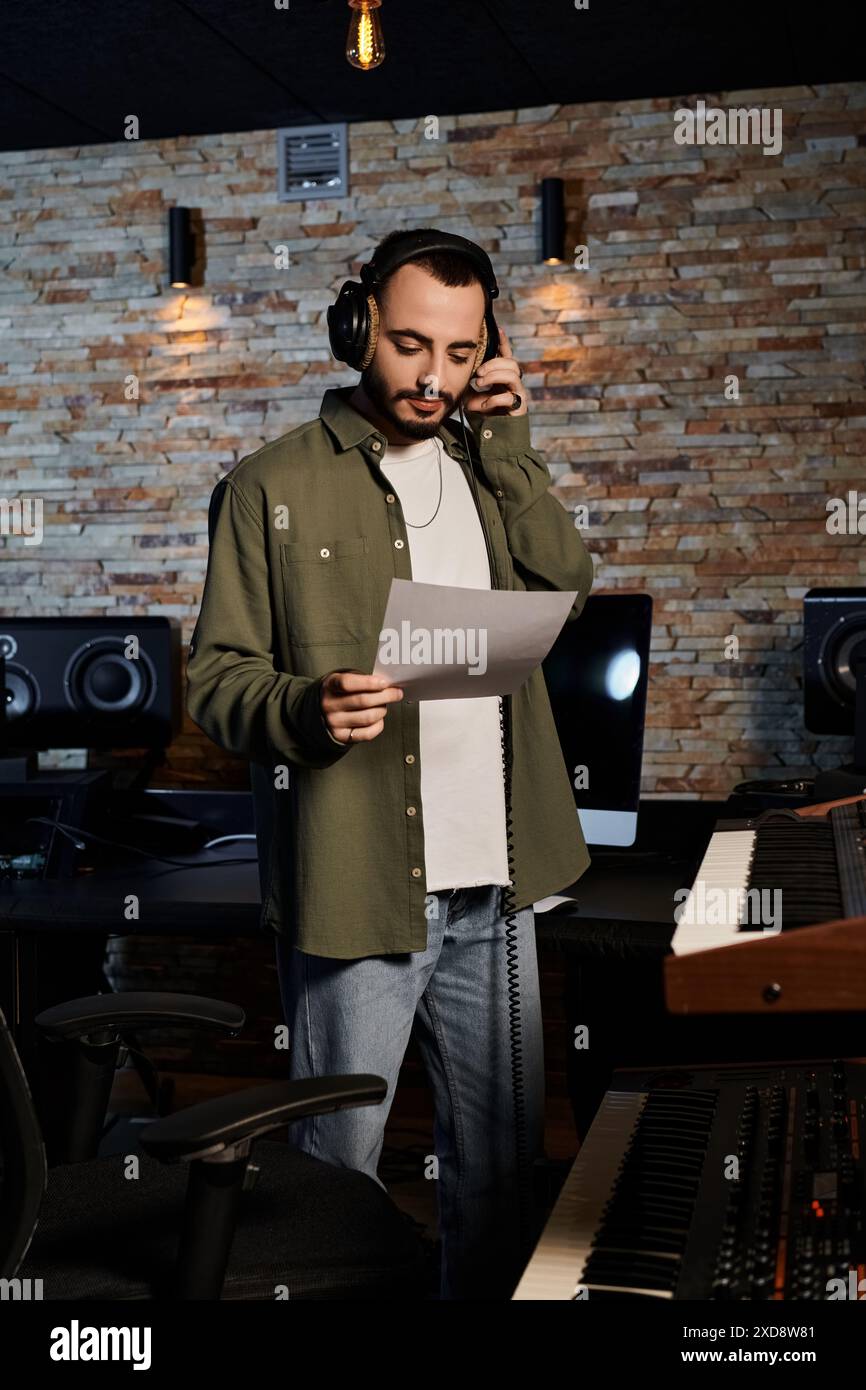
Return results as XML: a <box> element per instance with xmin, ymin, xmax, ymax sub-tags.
<box><xmin>804</xmin><ymin>587</ymin><xmax>866</xmax><ymax>735</ymax></box>
<box><xmin>0</xmin><ymin>616</ymin><xmax>181</xmax><ymax>751</ymax></box>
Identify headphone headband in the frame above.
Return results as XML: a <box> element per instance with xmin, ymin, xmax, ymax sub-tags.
<box><xmin>360</xmin><ymin>230</ymin><xmax>499</xmax><ymax>303</ymax></box>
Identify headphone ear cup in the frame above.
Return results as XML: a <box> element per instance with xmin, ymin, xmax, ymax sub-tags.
<box><xmin>359</xmin><ymin>293</ymin><xmax>379</xmax><ymax>370</ymax></box>
<box><xmin>327</xmin><ymin>282</ymin><xmax>371</xmax><ymax>370</ymax></box>
<box><xmin>473</xmin><ymin>318</ymin><xmax>488</xmax><ymax>374</ymax></box>
<box><xmin>483</xmin><ymin>311</ymin><xmax>500</xmax><ymax>363</ymax></box>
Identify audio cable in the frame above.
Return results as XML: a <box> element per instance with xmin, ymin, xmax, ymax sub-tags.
<box><xmin>456</xmin><ymin>400</ymin><xmax>535</xmax><ymax>1262</ymax></box>
<box><xmin>24</xmin><ymin>817</ymin><xmax>257</xmax><ymax>869</ymax></box>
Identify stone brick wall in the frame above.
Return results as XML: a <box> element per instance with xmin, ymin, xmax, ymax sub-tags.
<box><xmin>2</xmin><ymin>80</ymin><xmax>864</xmax><ymax>794</ymax></box>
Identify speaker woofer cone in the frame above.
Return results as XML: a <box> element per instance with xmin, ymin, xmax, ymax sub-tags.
<box><xmin>64</xmin><ymin>638</ymin><xmax>156</xmax><ymax>718</ymax></box>
<box><xmin>817</xmin><ymin>616</ymin><xmax>866</xmax><ymax>705</ymax></box>
<box><xmin>2</xmin><ymin>665</ymin><xmax>39</xmax><ymax>722</ymax></box>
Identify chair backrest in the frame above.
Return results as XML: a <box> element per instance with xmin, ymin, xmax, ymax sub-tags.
<box><xmin>0</xmin><ymin>1004</ymin><xmax>47</xmax><ymax>1278</ymax></box>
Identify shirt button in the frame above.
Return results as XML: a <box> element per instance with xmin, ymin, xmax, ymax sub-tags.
<box><xmin>394</xmin><ymin>539</ymin><xmax>404</xmax><ymax>549</ymax></box>
<box><xmin>495</xmin><ymin>489</ymin><xmax>504</xmax><ymax>498</ymax></box>
<box><xmin>404</xmin><ymin>753</ymin><xmax>415</xmax><ymax>764</ymax></box>
<box><xmin>371</xmin><ymin>440</ymin><xmax>382</xmax><ymax>451</ymax></box>
<box><xmin>406</xmin><ymin>806</ymin><xmax>416</xmax><ymax>816</ymax></box>
<box><xmin>319</xmin><ymin>547</ymin><xmax>330</xmax><ymax>558</ymax></box>
<box><xmin>385</xmin><ymin>493</ymin><xmax>396</xmax><ymax>503</ymax></box>
<box><xmin>411</xmin><ymin>867</ymin><xmax>422</xmax><ymax>878</ymax></box>
<box><xmin>482</xmin><ymin>428</ymin><xmax>493</xmax><ymax>439</ymax></box>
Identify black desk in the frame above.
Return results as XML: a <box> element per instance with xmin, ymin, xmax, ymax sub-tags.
<box><xmin>535</xmin><ymin>797</ymin><xmax>729</xmax><ymax>953</ymax></box>
<box><xmin>0</xmin><ymin>789</ymin><xmax>263</xmax><ymax>1072</ymax></box>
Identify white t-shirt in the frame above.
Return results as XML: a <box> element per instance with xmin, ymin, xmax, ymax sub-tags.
<box><xmin>377</xmin><ymin>434</ymin><xmax>510</xmax><ymax>893</ymax></box>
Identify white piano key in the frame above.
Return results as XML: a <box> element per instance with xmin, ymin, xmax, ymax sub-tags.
<box><xmin>670</xmin><ymin>829</ymin><xmax>759</xmax><ymax>954</ymax></box>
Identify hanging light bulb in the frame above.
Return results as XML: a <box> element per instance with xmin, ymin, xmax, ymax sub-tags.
<box><xmin>346</xmin><ymin>0</ymin><xmax>385</xmax><ymax>70</ymax></box>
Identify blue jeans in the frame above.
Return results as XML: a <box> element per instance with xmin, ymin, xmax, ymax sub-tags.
<box><xmin>274</xmin><ymin>884</ymin><xmax>546</xmax><ymax>1300</ymax></box>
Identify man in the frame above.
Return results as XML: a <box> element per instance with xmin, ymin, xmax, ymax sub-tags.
<box><xmin>186</xmin><ymin>229</ymin><xmax>594</xmax><ymax>1299</ymax></box>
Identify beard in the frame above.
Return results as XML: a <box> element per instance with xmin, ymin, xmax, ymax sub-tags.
<box><xmin>361</xmin><ymin>358</ymin><xmax>460</xmax><ymax>440</ymax></box>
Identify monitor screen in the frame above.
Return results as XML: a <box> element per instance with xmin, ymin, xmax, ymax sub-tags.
<box><xmin>542</xmin><ymin>593</ymin><xmax>652</xmax><ymax>847</ymax></box>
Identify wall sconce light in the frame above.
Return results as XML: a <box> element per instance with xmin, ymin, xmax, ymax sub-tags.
<box><xmin>168</xmin><ymin>207</ymin><xmax>195</xmax><ymax>288</ymax></box>
<box><xmin>346</xmin><ymin>0</ymin><xmax>385</xmax><ymax>70</ymax></box>
<box><xmin>540</xmin><ymin>178</ymin><xmax>565</xmax><ymax>265</ymax></box>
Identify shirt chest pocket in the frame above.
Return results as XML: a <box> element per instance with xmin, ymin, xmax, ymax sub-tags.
<box><xmin>279</xmin><ymin>536</ymin><xmax>374</xmax><ymax>646</ymax></box>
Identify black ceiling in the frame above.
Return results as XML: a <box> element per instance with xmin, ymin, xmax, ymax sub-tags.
<box><xmin>0</xmin><ymin>0</ymin><xmax>858</xmax><ymax>154</ymax></box>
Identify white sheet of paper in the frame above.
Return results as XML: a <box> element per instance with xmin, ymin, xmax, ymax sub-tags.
<box><xmin>371</xmin><ymin>577</ymin><xmax>577</xmax><ymax>699</ymax></box>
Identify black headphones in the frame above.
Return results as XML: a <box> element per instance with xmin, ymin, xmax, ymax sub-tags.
<box><xmin>327</xmin><ymin>228</ymin><xmax>501</xmax><ymax>374</ymax></box>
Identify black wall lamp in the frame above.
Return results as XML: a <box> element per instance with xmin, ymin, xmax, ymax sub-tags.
<box><xmin>540</xmin><ymin>177</ymin><xmax>565</xmax><ymax>265</ymax></box>
<box><xmin>168</xmin><ymin>207</ymin><xmax>195</xmax><ymax>288</ymax></box>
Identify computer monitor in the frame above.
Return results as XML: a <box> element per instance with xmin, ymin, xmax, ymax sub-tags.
<box><xmin>542</xmin><ymin>592</ymin><xmax>653</xmax><ymax>847</ymax></box>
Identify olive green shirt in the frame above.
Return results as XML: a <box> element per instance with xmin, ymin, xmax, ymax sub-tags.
<box><xmin>186</xmin><ymin>386</ymin><xmax>594</xmax><ymax>957</ymax></box>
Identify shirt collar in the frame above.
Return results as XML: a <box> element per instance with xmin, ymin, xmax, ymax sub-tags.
<box><xmin>319</xmin><ymin>386</ymin><xmax>468</xmax><ymax>460</ymax></box>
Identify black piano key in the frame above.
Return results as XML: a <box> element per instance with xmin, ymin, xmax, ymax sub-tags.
<box><xmin>740</xmin><ymin>821</ymin><xmax>845</xmax><ymax>929</ymax></box>
<box><xmin>582</xmin><ymin>1253</ymin><xmax>679</xmax><ymax>1292</ymax></box>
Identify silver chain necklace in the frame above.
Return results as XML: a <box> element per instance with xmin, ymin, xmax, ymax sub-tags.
<box><xmin>403</xmin><ymin>436</ymin><xmax>444</xmax><ymax>529</ymax></box>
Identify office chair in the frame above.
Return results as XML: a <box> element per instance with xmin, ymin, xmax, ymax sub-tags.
<box><xmin>1</xmin><ymin>995</ymin><xmax>430</xmax><ymax>1299</ymax></box>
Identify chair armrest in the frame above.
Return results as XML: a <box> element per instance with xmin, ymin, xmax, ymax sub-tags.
<box><xmin>138</xmin><ymin>1074</ymin><xmax>387</xmax><ymax>1162</ymax></box>
<box><xmin>34</xmin><ymin>992</ymin><xmax>245</xmax><ymax>1041</ymax></box>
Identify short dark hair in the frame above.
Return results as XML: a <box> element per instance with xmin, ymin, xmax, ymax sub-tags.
<box><xmin>370</xmin><ymin>228</ymin><xmax>486</xmax><ymax>306</ymax></box>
